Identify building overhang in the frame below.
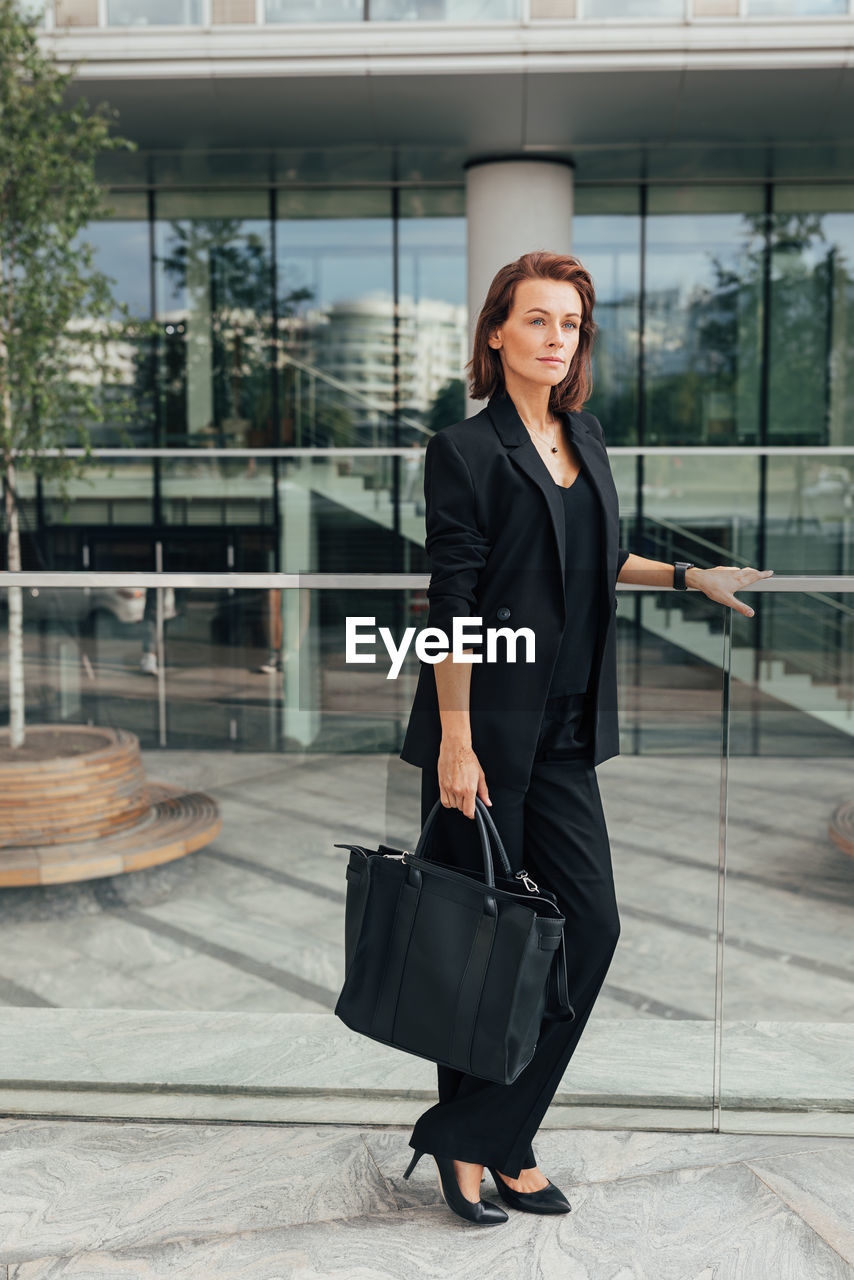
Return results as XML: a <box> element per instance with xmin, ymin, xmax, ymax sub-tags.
<box><xmin>41</xmin><ymin>22</ymin><xmax>854</xmax><ymax>170</ymax></box>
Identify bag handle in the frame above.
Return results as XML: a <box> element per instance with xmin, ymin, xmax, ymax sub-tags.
<box><xmin>542</xmin><ymin>932</ymin><xmax>575</xmax><ymax>1023</ymax></box>
<box><xmin>412</xmin><ymin>795</ymin><xmax>512</xmax><ymax>886</ymax></box>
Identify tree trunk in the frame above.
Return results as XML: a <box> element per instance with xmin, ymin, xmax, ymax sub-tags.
<box><xmin>3</xmin><ymin>454</ymin><xmax>25</xmax><ymax>748</ymax></box>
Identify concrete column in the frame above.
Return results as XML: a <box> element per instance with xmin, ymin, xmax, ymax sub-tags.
<box><xmin>464</xmin><ymin>157</ymin><xmax>575</xmax><ymax>414</ymax></box>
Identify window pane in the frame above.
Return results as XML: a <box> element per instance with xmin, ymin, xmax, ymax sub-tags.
<box><xmin>106</xmin><ymin>0</ymin><xmax>202</xmax><ymax>23</ymax></box>
<box><xmin>155</xmin><ymin>192</ymin><xmax>272</xmax><ymax>448</ymax></box>
<box><xmin>747</xmin><ymin>0</ymin><xmax>845</xmax><ymax>13</ymax></box>
<box><xmin>581</xmin><ymin>0</ymin><xmax>683</xmax><ymax>16</ymax></box>
<box><xmin>643</xmin><ymin>188</ymin><xmax>765</xmax><ymax>445</ymax></box>
<box><xmin>398</xmin><ymin>190</ymin><xmax>467</xmax><ymax>437</ymax></box>
<box><xmin>276</xmin><ymin>190</ymin><xmax>394</xmax><ymax>448</ymax></box>
<box><xmin>370</xmin><ymin>0</ymin><xmax>520</xmax><ymax>17</ymax></box>
<box><xmin>573</xmin><ymin>203</ymin><xmax>642</xmax><ymax>444</ymax></box>
<box><xmin>69</xmin><ymin>196</ymin><xmax>155</xmax><ymax>447</ymax></box>
<box><xmin>264</xmin><ymin>0</ymin><xmax>363</xmax><ymax>19</ymax></box>
<box><xmin>769</xmin><ymin>188</ymin><xmax>854</xmax><ymax>447</ymax></box>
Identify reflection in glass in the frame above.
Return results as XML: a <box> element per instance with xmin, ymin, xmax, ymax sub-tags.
<box><xmin>644</xmin><ymin>188</ymin><xmax>764</xmax><ymax>445</ymax></box>
<box><xmin>277</xmin><ymin>453</ymin><xmax>425</xmax><ymax>571</ymax></box>
<box><xmin>370</xmin><ymin>0</ymin><xmax>520</xmax><ymax>17</ymax></box>
<box><xmin>276</xmin><ymin>191</ymin><xmax>394</xmax><ymax>448</ymax></box>
<box><xmin>161</xmin><ymin>457</ymin><xmax>275</xmax><ymax>526</ymax></box>
<box><xmin>580</xmin><ymin>0</ymin><xmax>682</xmax><ymax>14</ymax></box>
<box><xmin>74</xmin><ymin>197</ymin><xmax>155</xmax><ymax>447</ymax></box>
<box><xmin>155</xmin><ymin>193</ymin><xmax>272</xmax><ymax>448</ymax></box>
<box><xmin>769</xmin><ymin>192</ymin><xmax>854</xmax><ymax>447</ymax></box>
<box><xmin>41</xmin><ymin>459</ymin><xmax>155</xmax><ymax>527</ymax></box>
<box><xmin>264</xmin><ymin>0</ymin><xmax>363</xmax><ymax>19</ymax></box>
<box><xmin>574</xmin><ymin>193</ymin><xmax>642</xmax><ymax>442</ymax></box>
<box><xmin>107</xmin><ymin>0</ymin><xmax>202</xmax><ymax>21</ymax></box>
<box><xmin>722</xmin><ymin>596</ymin><xmax>854</xmax><ymax>1136</ymax></box>
<box><xmin>398</xmin><ymin>190</ymin><xmax>467</xmax><ymax>438</ymax></box>
<box><xmin>767</xmin><ymin>454</ymin><xmax>854</xmax><ymax>575</ymax></box>
<box><xmin>747</xmin><ymin>0</ymin><xmax>845</xmax><ymax>12</ymax></box>
<box><xmin>641</xmin><ymin>452</ymin><xmax>761</xmax><ymax>570</ymax></box>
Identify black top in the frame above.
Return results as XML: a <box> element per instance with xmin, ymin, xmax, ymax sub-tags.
<box><xmin>546</xmin><ymin>466</ymin><xmax>603</xmax><ymax>698</ymax></box>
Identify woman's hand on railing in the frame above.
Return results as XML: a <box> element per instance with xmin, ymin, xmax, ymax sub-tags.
<box><xmin>690</xmin><ymin>565</ymin><xmax>774</xmax><ymax>618</ymax></box>
<box><xmin>437</xmin><ymin>740</ymin><xmax>491</xmax><ymax>820</ymax></box>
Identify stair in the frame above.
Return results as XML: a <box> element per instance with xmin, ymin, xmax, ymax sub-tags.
<box><xmin>637</xmin><ymin>595</ymin><xmax>854</xmax><ymax>736</ymax></box>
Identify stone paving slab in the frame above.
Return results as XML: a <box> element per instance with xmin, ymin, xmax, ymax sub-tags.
<box><xmin>1</xmin><ymin>1011</ymin><xmax>853</xmax><ymax>1116</ymax></box>
<box><xmin>3</xmin><ymin>1123</ymin><xmax>854</xmax><ymax>1279</ymax></box>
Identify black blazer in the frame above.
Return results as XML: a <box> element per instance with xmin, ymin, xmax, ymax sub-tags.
<box><xmin>399</xmin><ymin>387</ymin><xmax>631</xmax><ymax>791</ymax></box>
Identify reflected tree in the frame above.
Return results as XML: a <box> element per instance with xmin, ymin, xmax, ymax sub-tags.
<box><xmin>0</xmin><ymin>0</ymin><xmax>139</xmax><ymax>748</ymax></box>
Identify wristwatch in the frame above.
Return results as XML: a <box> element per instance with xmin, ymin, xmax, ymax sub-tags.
<box><xmin>673</xmin><ymin>561</ymin><xmax>695</xmax><ymax>591</ymax></box>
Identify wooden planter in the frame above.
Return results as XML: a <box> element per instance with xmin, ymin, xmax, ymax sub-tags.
<box><xmin>0</xmin><ymin>724</ymin><xmax>221</xmax><ymax>887</ymax></box>
<box><xmin>830</xmin><ymin>799</ymin><xmax>854</xmax><ymax>861</ymax></box>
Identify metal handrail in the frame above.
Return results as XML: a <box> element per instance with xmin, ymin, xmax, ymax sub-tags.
<box><xmin>645</xmin><ymin>515</ymin><xmax>854</xmax><ymax>616</ymax></box>
<box><xmin>3</xmin><ymin>572</ymin><xmax>854</xmax><ymax>590</ymax></box>
<box><xmin>7</xmin><ymin>445</ymin><xmax>854</xmax><ymax>458</ymax></box>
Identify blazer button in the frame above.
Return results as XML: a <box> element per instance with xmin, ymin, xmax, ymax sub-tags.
<box><xmin>496</xmin><ymin>606</ymin><xmax>511</xmax><ymax>621</ymax></box>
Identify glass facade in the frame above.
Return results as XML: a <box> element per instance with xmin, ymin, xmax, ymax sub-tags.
<box><xmin>155</xmin><ymin>193</ymin><xmax>273</xmax><ymax>449</ymax></box>
<box><xmin>48</xmin><ymin>0</ymin><xmax>854</xmax><ymax>22</ymax></box>
<box><xmin>68</xmin><ymin>179</ymin><xmax>854</xmax><ymax>453</ymax></box>
<box><xmin>6</xmin><ymin>174</ymin><xmax>853</xmax><ymax>599</ymax></box>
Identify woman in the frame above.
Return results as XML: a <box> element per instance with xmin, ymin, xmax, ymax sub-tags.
<box><xmin>399</xmin><ymin>250</ymin><xmax>774</xmax><ymax>1226</ymax></box>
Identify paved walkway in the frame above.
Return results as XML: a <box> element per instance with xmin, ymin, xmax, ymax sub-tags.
<box><xmin>1</xmin><ymin>1119</ymin><xmax>853</xmax><ymax>1277</ymax></box>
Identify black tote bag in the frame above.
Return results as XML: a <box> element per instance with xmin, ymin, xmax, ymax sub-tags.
<box><xmin>333</xmin><ymin>796</ymin><xmax>575</xmax><ymax>1086</ymax></box>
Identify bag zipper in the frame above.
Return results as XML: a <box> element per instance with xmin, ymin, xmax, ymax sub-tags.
<box><xmin>336</xmin><ymin>844</ymin><xmax>560</xmax><ymax>918</ymax></box>
<box><xmin>399</xmin><ymin>853</ymin><xmax>563</xmax><ymax>918</ymax></box>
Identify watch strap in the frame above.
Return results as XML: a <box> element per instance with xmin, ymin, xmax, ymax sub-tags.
<box><xmin>673</xmin><ymin>561</ymin><xmax>694</xmax><ymax>591</ymax></box>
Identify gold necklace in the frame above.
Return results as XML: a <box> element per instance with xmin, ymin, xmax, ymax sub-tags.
<box><xmin>527</xmin><ymin>417</ymin><xmax>561</xmax><ymax>454</ymax></box>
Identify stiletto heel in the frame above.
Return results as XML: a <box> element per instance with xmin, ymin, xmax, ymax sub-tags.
<box><xmin>487</xmin><ymin>1165</ymin><xmax>571</xmax><ymax>1215</ymax></box>
<box><xmin>403</xmin><ymin>1149</ymin><xmax>508</xmax><ymax>1225</ymax></box>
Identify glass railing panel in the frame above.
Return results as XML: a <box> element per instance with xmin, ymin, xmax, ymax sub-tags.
<box><xmin>720</xmin><ymin>586</ymin><xmax>854</xmax><ymax>1136</ymax></box>
<box><xmin>766</xmin><ymin>452</ymin><xmax>854</xmax><ymax>576</ymax></box>
<box><xmin>638</xmin><ymin>450</ymin><xmax>762</xmax><ymax>570</ymax></box>
<box><xmin>0</xmin><ymin>578</ymin><xmax>725</xmax><ymax>1130</ymax></box>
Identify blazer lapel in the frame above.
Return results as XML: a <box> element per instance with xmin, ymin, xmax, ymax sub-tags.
<box><xmin>485</xmin><ymin>389</ymin><xmax>568</xmax><ymax>582</ymax></box>
<box><xmin>485</xmin><ymin>388</ymin><xmax>618</xmax><ymax>604</ymax></box>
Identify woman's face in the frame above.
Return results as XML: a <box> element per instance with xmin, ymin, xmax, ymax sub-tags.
<box><xmin>487</xmin><ymin>276</ymin><xmax>583</xmax><ymax>394</ymax></box>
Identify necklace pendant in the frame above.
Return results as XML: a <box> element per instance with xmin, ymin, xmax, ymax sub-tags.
<box><xmin>551</xmin><ymin>445</ymin><xmax>558</xmax><ymax>453</ymax></box>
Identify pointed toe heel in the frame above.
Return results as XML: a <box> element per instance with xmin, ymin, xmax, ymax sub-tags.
<box><xmin>403</xmin><ymin>1149</ymin><xmax>507</xmax><ymax>1225</ymax></box>
<box><xmin>487</xmin><ymin>1166</ymin><xmax>572</xmax><ymax>1215</ymax></box>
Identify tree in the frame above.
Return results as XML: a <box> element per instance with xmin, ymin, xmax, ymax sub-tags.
<box><xmin>0</xmin><ymin>0</ymin><xmax>137</xmax><ymax>748</ymax></box>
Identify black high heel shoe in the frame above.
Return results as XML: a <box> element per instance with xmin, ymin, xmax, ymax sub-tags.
<box><xmin>403</xmin><ymin>1149</ymin><xmax>508</xmax><ymax>1225</ymax></box>
<box><xmin>487</xmin><ymin>1166</ymin><xmax>572</xmax><ymax>1215</ymax></box>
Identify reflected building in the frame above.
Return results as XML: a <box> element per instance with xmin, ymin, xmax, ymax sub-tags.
<box><xmin>2</xmin><ymin>3</ymin><xmax>850</xmax><ymax>585</ymax></box>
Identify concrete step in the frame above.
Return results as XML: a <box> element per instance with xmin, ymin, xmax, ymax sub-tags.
<box><xmin>1</xmin><ymin>1009</ymin><xmax>852</xmax><ymax>1128</ymax></box>
<box><xmin>639</xmin><ymin>599</ymin><xmax>854</xmax><ymax>733</ymax></box>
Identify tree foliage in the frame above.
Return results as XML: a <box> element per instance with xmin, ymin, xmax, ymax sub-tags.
<box><xmin>0</xmin><ymin>0</ymin><xmax>139</xmax><ymax>505</ymax></box>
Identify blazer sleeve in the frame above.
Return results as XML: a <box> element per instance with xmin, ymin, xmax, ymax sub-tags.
<box><xmin>583</xmin><ymin>410</ymin><xmax>631</xmax><ymax>579</ymax></box>
<box><xmin>422</xmin><ymin>429</ymin><xmax>492</xmax><ymax>649</ymax></box>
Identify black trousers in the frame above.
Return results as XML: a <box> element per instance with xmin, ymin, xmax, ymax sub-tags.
<box><xmin>409</xmin><ymin>689</ymin><xmax>621</xmax><ymax>1180</ymax></box>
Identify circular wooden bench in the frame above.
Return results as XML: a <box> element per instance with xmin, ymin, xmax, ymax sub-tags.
<box><xmin>0</xmin><ymin>725</ymin><xmax>221</xmax><ymax>887</ymax></box>
<box><xmin>829</xmin><ymin>799</ymin><xmax>854</xmax><ymax>860</ymax></box>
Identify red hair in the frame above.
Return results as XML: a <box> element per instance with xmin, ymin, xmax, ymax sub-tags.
<box><xmin>466</xmin><ymin>250</ymin><xmax>598</xmax><ymax>411</ymax></box>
